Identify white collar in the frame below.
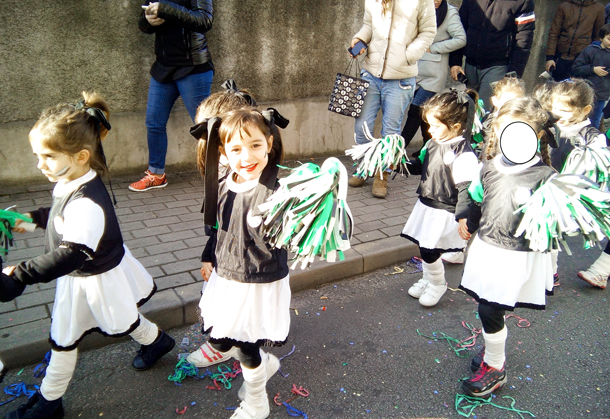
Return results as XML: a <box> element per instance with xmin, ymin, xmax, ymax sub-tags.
<box><xmin>493</xmin><ymin>155</ymin><xmax>541</xmax><ymax>175</ymax></box>
<box><xmin>434</xmin><ymin>135</ymin><xmax>464</xmax><ymax>146</ymax></box>
<box><xmin>226</xmin><ymin>172</ymin><xmax>260</xmax><ymax>193</ymax></box>
<box><xmin>53</xmin><ymin>169</ymin><xmax>97</xmax><ymax>197</ymax></box>
<box><xmin>561</xmin><ymin>119</ymin><xmax>591</xmax><ymax>133</ymax></box>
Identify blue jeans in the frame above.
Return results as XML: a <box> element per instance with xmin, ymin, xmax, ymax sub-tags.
<box><xmin>590</xmin><ymin>99</ymin><xmax>608</xmax><ymax>130</ymax></box>
<box><xmin>354</xmin><ymin>70</ymin><xmax>416</xmax><ymax>145</ymax></box>
<box><xmin>146</xmin><ymin>70</ymin><xmax>213</xmax><ymax>174</ymax></box>
<box><xmin>411</xmin><ymin>87</ymin><xmax>436</xmax><ymax>107</ymax></box>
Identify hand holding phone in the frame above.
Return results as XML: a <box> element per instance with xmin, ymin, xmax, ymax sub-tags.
<box><xmin>457</xmin><ymin>73</ymin><xmax>468</xmax><ymax>84</ymax></box>
<box><xmin>348</xmin><ymin>40</ymin><xmax>367</xmax><ymax>58</ymax></box>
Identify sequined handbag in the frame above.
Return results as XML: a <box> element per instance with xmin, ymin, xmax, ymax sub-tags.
<box><xmin>328</xmin><ymin>59</ymin><xmax>369</xmax><ymax>118</ymax></box>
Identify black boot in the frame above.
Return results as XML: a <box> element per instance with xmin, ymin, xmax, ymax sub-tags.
<box><xmin>400</xmin><ymin>104</ymin><xmax>423</xmax><ymax>149</ymax></box>
<box><xmin>132</xmin><ymin>330</ymin><xmax>175</xmax><ymax>371</ymax></box>
<box><xmin>5</xmin><ymin>392</ymin><xmax>64</xmax><ymax>419</ymax></box>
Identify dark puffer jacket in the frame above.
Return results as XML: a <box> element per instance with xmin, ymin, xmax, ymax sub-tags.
<box><xmin>139</xmin><ymin>0</ymin><xmax>213</xmax><ymax>67</ymax></box>
<box><xmin>546</xmin><ymin>0</ymin><xmax>605</xmax><ymax>62</ymax></box>
<box><xmin>449</xmin><ymin>0</ymin><xmax>535</xmax><ymax>77</ymax></box>
<box><xmin>572</xmin><ymin>43</ymin><xmax>610</xmax><ymax>100</ymax></box>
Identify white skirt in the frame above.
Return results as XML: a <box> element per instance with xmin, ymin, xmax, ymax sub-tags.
<box><xmin>460</xmin><ymin>235</ymin><xmax>554</xmax><ymax>310</ymax></box>
<box><xmin>199</xmin><ymin>269</ymin><xmax>291</xmax><ymax>345</ymax></box>
<box><xmin>401</xmin><ymin>199</ymin><xmax>467</xmax><ymax>251</ymax></box>
<box><xmin>50</xmin><ymin>246</ymin><xmax>155</xmax><ymax>350</ymax></box>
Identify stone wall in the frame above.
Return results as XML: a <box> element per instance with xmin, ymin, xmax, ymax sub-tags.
<box><xmin>1</xmin><ymin>0</ymin><xmax>608</xmax><ymax>184</ymax></box>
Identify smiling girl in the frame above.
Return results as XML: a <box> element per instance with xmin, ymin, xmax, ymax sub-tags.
<box><xmin>401</xmin><ymin>89</ymin><xmax>479</xmax><ymax>307</ymax></box>
<box><xmin>194</xmin><ymin>109</ymin><xmax>290</xmax><ymax>419</ymax></box>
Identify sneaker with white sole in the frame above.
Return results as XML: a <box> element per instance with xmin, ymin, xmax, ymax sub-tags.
<box><xmin>238</xmin><ymin>353</ymin><xmax>280</xmax><ymax>401</ymax></box>
<box><xmin>418</xmin><ymin>282</ymin><xmax>447</xmax><ymax>307</ymax></box>
<box><xmin>441</xmin><ymin>251</ymin><xmax>464</xmax><ymax>264</ymax></box>
<box><xmin>230</xmin><ymin>400</ymin><xmax>270</xmax><ymax>419</ymax></box>
<box><xmin>186</xmin><ymin>342</ymin><xmax>239</xmax><ymax>368</ymax></box>
<box><xmin>461</xmin><ymin>362</ymin><xmax>507</xmax><ymax>397</ymax></box>
<box><xmin>577</xmin><ymin>270</ymin><xmax>608</xmax><ymax>289</ymax></box>
<box><xmin>128</xmin><ymin>171</ymin><xmax>167</xmax><ymax>192</ymax></box>
<box><xmin>408</xmin><ymin>278</ymin><xmax>429</xmax><ymax>299</ymax></box>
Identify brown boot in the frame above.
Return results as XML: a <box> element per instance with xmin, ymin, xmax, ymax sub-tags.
<box><xmin>372</xmin><ymin>170</ymin><xmax>388</xmax><ymax>198</ymax></box>
<box><xmin>348</xmin><ymin>176</ymin><xmax>366</xmax><ymax>187</ymax></box>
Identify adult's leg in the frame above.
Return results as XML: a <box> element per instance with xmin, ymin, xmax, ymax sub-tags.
<box><xmin>477</xmin><ymin>65</ymin><xmax>508</xmax><ymax>111</ymax></box>
<box><xmin>552</xmin><ymin>58</ymin><xmax>574</xmax><ymax>82</ymax></box>
<box><xmin>354</xmin><ymin>71</ymin><xmax>383</xmax><ymax>145</ymax></box>
<box><xmin>176</xmin><ymin>70</ymin><xmax>214</xmax><ymax>123</ymax></box>
<box><xmin>401</xmin><ymin>88</ymin><xmax>435</xmax><ymax>148</ymax></box>
<box><xmin>379</xmin><ymin>77</ymin><xmax>416</xmax><ymax>138</ymax></box>
<box><xmin>590</xmin><ymin>100</ymin><xmax>608</xmax><ymax>130</ymax></box>
<box><xmin>145</xmin><ymin>77</ymin><xmax>180</xmax><ymax>175</ymax></box>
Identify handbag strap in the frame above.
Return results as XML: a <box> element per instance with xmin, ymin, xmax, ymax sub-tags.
<box><xmin>344</xmin><ymin>57</ymin><xmax>362</xmax><ymax>77</ymax></box>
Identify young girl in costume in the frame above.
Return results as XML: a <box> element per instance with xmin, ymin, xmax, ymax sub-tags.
<box><xmin>401</xmin><ymin>89</ymin><xmax>479</xmax><ymax>307</ymax></box>
<box><xmin>549</xmin><ymin>79</ymin><xmax>610</xmax><ymax>288</ymax></box>
<box><xmin>193</xmin><ymin>109</ymin><xmax>290</xmax><ymax>419</ymax></box>
<box><xmin>0</xmin><ymin>92</ymin><xmax>174</xmax><ymax>419</ymax></box>
<box><xmin>459</xmin><ymin>97</ymin><xmax>555</xmax><ymax>397</ymax></box>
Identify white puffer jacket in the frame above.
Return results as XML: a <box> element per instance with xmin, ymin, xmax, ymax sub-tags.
<box><xmin>353</xmin><ymin>0</ymin><xmax>437</xmax><ymax>80</ymax></box>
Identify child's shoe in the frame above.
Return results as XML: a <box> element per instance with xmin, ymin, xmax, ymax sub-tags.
<box><xmin>461</xmin><ymin>362</ymin><xmax>507</xmax><ymax>397</ymax></box>
<box><xmin>407</xmin><ymin>278</ymin><xmax>429</xmax><ymax>299</ymax></box>
<box><xmin>577</xmin><ymin>252</ymin><xmax>610</xmax><ymax>289</ymax></box>
<box><xmin>238</xmin><ymin>353</ymin><xmax>280</xmax><ymax>401</ymax></box>
<box><xmin>553</xmin><ymin>273</ymin><xmax>560</xmax><ymax>287</ymax></box>
<box><xmin>441</xmin><ymin>251</ymin><xmax>464</xmax><ymax>264</ymax></box>
<box><xmin>229</xmin><ymin>401</ymin><xmax>269</xmax><ymax>419</ymax></box>
<box><xmin>5</xmin><ymin>392</ymin><xmax>64</xmax><ymax>419</ymax></box>
<box><xmin>132</xmin><ymin>330</ymin><xmax>175</xmax><ymax>371</ymax></box>
<box><xmin>186</xmin><ymin>342</ymin><xmax>239</xmax><ymax>368</ymax></box>
<box><xmin>418</xmin><ymin>282</ymin><xmax>447</xmax><ymax>307</ymax></box>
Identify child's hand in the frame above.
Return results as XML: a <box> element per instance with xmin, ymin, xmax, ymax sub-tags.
<box><xmin>200</xmin><ymin>262</ymin><xmax>213</xmax><ymax>282</ymax></box>
<box><xmin>594</xmin><ymin>66</ymin><xmax>608</xmax><ymax>77</ymax></box>
<box><xmin>458</xmin><ymin>219</ymin><xmax>471</xmax><ymax>241</ymax></box>
<box><xmin>11</xmin><ymin>214</ymin><xmax>32</xmax><ymax>234</ymax></box>
<box><xmin>2</xmin><ymin>266</ymin><xmax>15</xmax><ymax>276</ymax></box>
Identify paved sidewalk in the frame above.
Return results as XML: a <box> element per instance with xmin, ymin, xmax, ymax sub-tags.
<box><xmin>0</xmin><ymin>155</ymin><xmax>420</xmax><ymax>368</ymax></box>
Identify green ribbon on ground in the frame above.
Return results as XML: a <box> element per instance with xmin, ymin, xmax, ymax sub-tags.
<box><xmin>455</xmin><ymin>393</ymin><xmax>535</xmax><ymax>418</ymax></box>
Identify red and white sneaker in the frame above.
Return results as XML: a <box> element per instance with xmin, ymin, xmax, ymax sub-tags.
<box><xmin>462</xmin><ymin>362</ymin><xmax>507</xmax><ymax>397</ymax></box>
<box><xmin>185</xmin><ymin>342</ymin><xmax>238</xmax><ymax>368</ymax></box>
<box><xmin>128</xmin><ymin>171</ymin><xmax>167</xmax><ymax>192</ymax></box>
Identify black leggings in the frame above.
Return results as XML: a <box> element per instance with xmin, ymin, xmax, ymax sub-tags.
<box><xmin>604</xmin><ymin>241</ymin><xmax>610</xmax><ymax>255</ymax></box>
<box><xmin>210</xmin><ymin>341</ymin><xmax>262</xmax><ymax>368</ymax></box>
<box><xmin>419</xmin><ymin>247</ymin><xmax>442</xmax><ymax>264</ymax></box>
<box><xmin>478</xmin><ymin>303</ymin><xmax>505</xmax><ymax>334</ymax></box>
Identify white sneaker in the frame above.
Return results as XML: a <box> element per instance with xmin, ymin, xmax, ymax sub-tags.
<box><xmin>238</xmin><ymin>353</ymin><xmax>280</xmax><ymax>401</ymax></box>
<box><xmin>230</xmin><ymin>400</ymin><xmax>270</xmax><ymax>419</ymax></box>
<box><xmin>408</xmin><ymin>278</ymin><xmax>429</xmax><ymax>298</ymax></box>
<box><xmin>442</xmin><ymin>251</ymin><xmax>464</xmax><ymax>264</ymax></box>
<box><xmin>577</xmin><ymin>270</ymin><xmax>608</xmax><ymax>289</ymax></box>
<box><xmin>419</xmin><ymin>282</ymin><xmax>447</xmax><ymax>307</ymax></box>
<box><xmin>186</xmin><ymin>342</ymin><xmax>239</xmax><ymax>368</ymax></box>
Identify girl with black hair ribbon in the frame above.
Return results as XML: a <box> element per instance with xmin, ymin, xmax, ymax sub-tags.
<box><xmin>0</xmin><ymin>92</ymin><xmax>175</xmax><ymax>419</ymax></box>
<box><xmin>187</xmin><ymin>108</ymin><xmax>290</xmax><ymax>419</ymax></box>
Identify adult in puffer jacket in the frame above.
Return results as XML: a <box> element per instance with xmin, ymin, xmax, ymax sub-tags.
<box><xmin>349</xmin><ymin>0</ymin><xmax>436</xmax><ymax>199</ymax></box>
<box><xmin>546</xmin><ymin>0</ymin><xmax>604</xmax><ymax>82</ymax></box>
<box><xmin>449</xmin><ymin>0</ymin><xmax>535</xmax><ymax>110</ymax></box>
<box><xmin>130</xmin><ymin>0</ymin><xmax>214</xmax><ymax>193</ymax></box>
<box><xmin>401</xmin><ymin>0</ymin><xmax>466</xmax><ymax>156</ymax></box>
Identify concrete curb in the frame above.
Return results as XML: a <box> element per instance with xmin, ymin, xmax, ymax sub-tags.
<box><xmin>0</xmin><ymin>237</ymin><xmax>419</xmax><ymax>369</ymax></box>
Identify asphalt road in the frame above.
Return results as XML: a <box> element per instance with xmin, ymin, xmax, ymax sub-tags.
<box><xmin>0</xmin><ymin>236</ymin><xmax>608</xmax><ymax>419</ymax></box>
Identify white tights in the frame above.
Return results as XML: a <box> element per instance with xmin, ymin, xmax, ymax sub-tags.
<box><xmin>41</xmin><ymin>314</ymin><xmax>158</xmax><ymax>401</ymax></box>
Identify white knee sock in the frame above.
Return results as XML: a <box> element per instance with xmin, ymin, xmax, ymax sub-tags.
<box><xmin>551</xmin><ymin>250</ymin><xmax>559</xmax><ymax>275</ymax></box>
<box><xmin>424</xmin><ymin>258</ymin><xmax>445</xmax><ymax>286</ymax></box>
<box><xmin>240</xmin><ymin>349</ymin><xmax>269</xmax><ymax>409</ymax></box>
<box><xmin>129</xmin><ymin>314</ymin><xmax>159</xmax><ymax>346</ymax></box>
<box><xmin>482</xmin><ymin>326</ymin><xmax>507</xmax><ymax>371</ymax></box>
<box><xmin>40</xmin><ymin>349</ymin><xmax>78</xmax><ymax>401</ymax></box>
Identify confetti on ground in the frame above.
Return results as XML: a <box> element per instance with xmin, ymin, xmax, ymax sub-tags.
<box><xmin>175</xmin><ymin>406</ymin><xmax>187</xmax><ymax>415</ymax></box>
<box><xmin>455</xmin><ymin>393</ymin><xmax>535</xmax><ymax>418</ymax></box>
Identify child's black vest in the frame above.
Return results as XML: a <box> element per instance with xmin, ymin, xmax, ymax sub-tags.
<box><xmin>46</xmin><ymin>175</ymin><xmax>124</xmax><ymax>276</ymax></box>
<box><xmin>550</xmin><ymin>123</ymin><xmax>604</xmax><ymax>171</ymax></box>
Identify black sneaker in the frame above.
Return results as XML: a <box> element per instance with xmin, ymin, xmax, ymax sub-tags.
<box><xmin>5</xmin><ymin>392</ymin><xmax>64</xmax><ymax>419</ymax></box>
<box><xmin>462</xmin><ymin>362</ymin><xmax>507</xmax><ymax>397</ymax></box>
<box><xmin>470</xmin><ymin>346</ymin><xmax>485</xmax><ymax>372</ymax></box>
<box><xmin>132</xmin><ymin>330</ymin><xmax>175</xmax><ymax>371</ymax></box>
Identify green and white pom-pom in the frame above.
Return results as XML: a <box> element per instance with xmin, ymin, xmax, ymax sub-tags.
<box><xmin>515</xmin><ymin>174</ymin><xmax>610</xmax><ymax>254</ymax></box>
<box><xmin>561</xmin><ymin>146</ymin><xmax>610</xmax><ymax>190</ymax></box>
<box><xmin>471</xmin><ymin>99</ymin><xmax>487</xmax><ymax>144</ymax></box>
<box><xmin>345</xmin><ymin>122</ymin><xmax>409</xmax><ymax>179</ymax></box>
<box><xmin>0</xmin><ymin>210</ymin><xmax>32</xmax><ymax>256</ymax></box>
<box><xmin>258</xmin><ymin>157</ymin><xmax>354</xmax><ymax>270</ymax></box>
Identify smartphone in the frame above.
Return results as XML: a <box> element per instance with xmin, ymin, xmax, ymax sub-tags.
<box><xmin>348</xmin><ymin>41</ymin><xmax>367</xmax><ymax>58</ymax></box>
<box><xmin>457</xmin><ymin>73</ymin><xmax>468</xmax><ymax>84</ymax></box>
